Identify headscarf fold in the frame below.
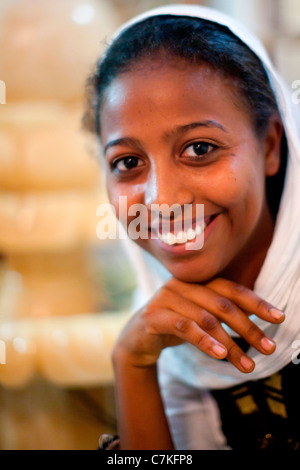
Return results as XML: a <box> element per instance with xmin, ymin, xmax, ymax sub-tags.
<box><xmin>106</xmin><ymin>4</ymin><xmax>300</xmax><ymax>388</ymax></box>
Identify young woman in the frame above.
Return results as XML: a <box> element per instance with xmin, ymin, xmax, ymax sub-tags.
<box><xmin>85</xmin><ymin>5</ymin><xmax>300</xmax><ymax>450</ymax></box>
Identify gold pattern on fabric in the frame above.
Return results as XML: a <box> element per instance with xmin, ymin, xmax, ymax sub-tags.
<box><xmin>266</xmin><ymin>397</ymin><xmax>287</xmax><ymax>418</ymax></box>
<box><xmin>235</xmin><ymin>394</ymin><xmax>259</xmax><ymax>415</ymax></box>
<box><xmin>264</xmin><ymin>373</ymin><xmax>282</xmax><ymax>392</ymax></box>
<box><xmin>263</xmin><ymin>373</ymin><xmax>287</xmax><ymax>418</ymax></box>
<box><xmin>231</xmin><ymin>386</ymin><xmax>259</xmax><ymax>415</ymax></box>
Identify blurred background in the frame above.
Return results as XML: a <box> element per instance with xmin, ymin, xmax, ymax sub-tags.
<box><xmin>0</xmin><ymin>0</ymin><xmax>299</xmax><ymax>450</ymax></box>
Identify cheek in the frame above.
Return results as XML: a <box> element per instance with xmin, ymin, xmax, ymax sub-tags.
<box><xmin>106</xmin><ymin>180</ymin><xmax>145</xmax><ymax>225</ymax></box>
<box><xmin>205</xmin><ymin>157</ymin><xmax>264</xmax><ymax>217</ymax></box>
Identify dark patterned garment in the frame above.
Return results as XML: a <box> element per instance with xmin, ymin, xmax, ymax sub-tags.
<box><xmin>212</xmin><ymin>350</ymin><xmax>300</xmax><ymax>450</ymax></box>
<box><xmin>99</xmin><ymin>337</ymin><xmax>300</xmax><ymax>451</ymax></box>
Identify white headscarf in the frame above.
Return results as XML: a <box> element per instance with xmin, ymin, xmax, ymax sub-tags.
<box><xmin>107</xmin><ymin>4</ymin><xmax>300</xmax><ymax>389</ymax></box>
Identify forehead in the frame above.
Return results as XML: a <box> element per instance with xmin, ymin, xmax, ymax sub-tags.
<box><xmin>99</xmin><ymin>59</ymin><xmax>252</xmax><ymax>142</ymax></box>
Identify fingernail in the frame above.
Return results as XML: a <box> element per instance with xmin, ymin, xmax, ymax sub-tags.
<box><xmin>261</xmin><ymin>337</ymin><xmax>276</xmax><ymax>352</ymax></box>
<box><xmin>240</xmin><ymin>356</ymin><xmax>254</xmax><ymax>370</ymax></box>
<box><xmin>212</xmin><ymin>344</ymin><xmax>227</xmax><ymax>357</ymax></box>
<box><xmin>270</xmin><ymin>308</ymin><xmax>285</xmax><ymax>320</ymax></box>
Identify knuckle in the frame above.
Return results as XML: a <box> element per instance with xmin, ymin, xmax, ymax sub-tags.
<box><xmin>256</xmin><ymin>297</ymin><xmax>268</xmax><ymax>312</ymax></box>
<box><xmin>141</xmin><ymin>304</ymin><xmax>161</xmax><ymax>328</ymax></box>
<box><xmin>207</xmin><ymin>277</ymin><xmax>223</xmax><ymax>288</ymax></box>
<box><xmin>196</xmin><ymin>333</ymin><xmax>211</xmax><ymax>350</ymax></box>
<box><xmin>226</xmin><ymin>342</ymin><xmax>241</xmax><ymax>359</ymax></box>
<box><xmin>162</xmin><ymin>284</ymin><xmax>181</xmax><ymax>303</ymax></box>
<box><xmin>158</xmin><ymin>288</ymin><xmax>174</xmax><ymax>304</ymax></box>
<box><xmin>217</xmin><ymin>297</ymin><xmax>235</xmax><ymax>315</ymax></box>
<box><xmin>165</xmin><ymin>278</ymin><xmax>180</xmax><ymax>291</ymax></box>
<box><xmin>142</xmin><ymin>303</ymin><xmax>154</xmax><ymax>319</ymax></box>
<box><xmin>151</xmin><ymin>287</ymin><xmax>174</xmax><ymax>308</ymax></box>
<box><xmin>231</xmin><ymin>282</ymin><xmax>247</xmax><ymax>296</ymax></box>
<box><xmin>201</xmin><ymin>313</ymin><xmax>219</xmax><ymax>332</ymax></box>
<box><xmin>144</xmin><ymin>323</ymin><xmax>157</xmax><ymax>335</ymax></box>
<box><xmin>174</xmin><ymin>317</ymin><xmax>191</xmax><ymax>335</ymax></box>
<box><xmin>246</xmin><ymin>322</ymin><xmax>262</xmax><ymax>339</ymax></box>
<box><xmin>140</xmin><ymin>308</ymin><xmax>155</xmax><ymax>332</ymax></box>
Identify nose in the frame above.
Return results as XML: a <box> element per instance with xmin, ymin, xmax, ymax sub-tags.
<box><xmin>144</xmin><ymin>165</ymin><xmax>195</xmax><ymax>219</ymax></box>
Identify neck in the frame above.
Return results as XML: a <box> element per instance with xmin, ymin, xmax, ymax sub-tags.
<box><xmin>219</xmin><ymin>204</ymin><xmax>275</xmax><ymax>290</ymax></box>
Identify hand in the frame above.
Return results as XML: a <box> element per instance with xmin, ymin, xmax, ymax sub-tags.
<box><xmin>113</xmin><ymin>277</ymin><xmax>285</xmax><ymax>373</ymax></box>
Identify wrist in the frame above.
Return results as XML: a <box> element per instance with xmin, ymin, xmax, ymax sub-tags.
<box><xmin>112</xmin><ymin>343</ymin><xmax>158</xmax><ymax>374</ymax></box>
<box><xmin>112</xmin><ymin>343</ymin><xmax>131</xmax><ymax>368</ymax></box>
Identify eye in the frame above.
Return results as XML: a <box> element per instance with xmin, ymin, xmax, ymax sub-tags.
<box><xmin>181</xmin><ymin>142</ymin><xmax>216</xmax><ymax>159</ymax></box>
<box><xmin>111</xmin><ymin>156</ymin><xmax>143</xmax><ymax>173</ymax></box>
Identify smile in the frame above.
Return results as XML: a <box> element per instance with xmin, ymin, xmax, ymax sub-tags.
<box><xmin>150</xmin><ymin>213</ymin><xmax>219</xmax><ymax>252</ymax></box>
<box><xmin>156</xmin><ymin>222</ymin><xmax>205</xmax><ymax>245</ymax></box>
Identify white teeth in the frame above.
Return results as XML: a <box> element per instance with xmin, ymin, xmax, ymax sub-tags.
<box><xmin>167</xmin><ymin>233</ymin><xmax>176</xmax><ymax>245</ymax></box>
<box><xmin>186</xmin><ymin>228</ymin><xmax>196</xmax><ymax>240</ymax></box>
<box><xmin>157</xmin><ymin>222</ymin><xmax>206</xmax><ymax>245</ymax></box>
<box><xmin>176</xmin><ymin>231</ymin><xmax>188</xmax><ymax>243</ymax></box>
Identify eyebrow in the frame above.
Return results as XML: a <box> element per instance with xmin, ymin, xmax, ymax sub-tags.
<box><xmin>169</xmin><ymin>120</ymin><xmax>228</xmax><ymax>136</ymax></box>
<box><xmin>104</xmin><ymin>137</ymin><xmax>141</xmax><ymax>155</ymax></box>
<box><xmin>104</xmin><ymin>120</ymin><xmax>227</xmax><ymax>155</ymax></box>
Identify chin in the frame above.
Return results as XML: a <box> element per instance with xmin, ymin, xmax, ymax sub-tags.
<box><xmin>163</xmin><ymin>262</ymin><xmax>219</xmax><ymax>284</ymax></box>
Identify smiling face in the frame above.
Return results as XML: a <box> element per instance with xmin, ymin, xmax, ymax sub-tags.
<box><xmin>100</xmin><ymin>58</ymin><xmax>282</xmax><ymax>286</ymax></box>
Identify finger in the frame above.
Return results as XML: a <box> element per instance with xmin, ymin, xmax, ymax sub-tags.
<box><xmin>156</xmin><ymin>294</ymin><xmax>256</xmax><ymax>372</ymax></box>
<box><xmin>224</xmin><ymin>339</ymin><xmax>255</xmax><ymax>373</ymax></box>
<box><xmin>170</xmin><ymin>309</ymin><xmax>255</xmax><ymax>374</ymax></box>
<box><xmin>193</xmin><ymin>310</ymin><xmax>256</xmax><ymax>373</ymax></box>
<box><xmin>168</xmin><ymin>277</ymin><xmax>285</xmax><ymax>323</ymax></box>
<box><xmin>166</xmin><ymin>283</ymin><xmax>276</xmax><ymax>355</ymax></box>
<box><xmin>205</xmin><ymin>278</ymin><xmax>285</xmax><ymax>323</ymax></box>
<box><xmin>146</xmin><ymin>308</ymin><xmax>228</xmax><ymax>360</ymax></box>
